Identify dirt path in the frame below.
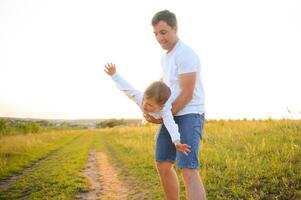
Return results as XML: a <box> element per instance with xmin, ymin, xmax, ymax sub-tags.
<box><xmin>78</xmin><ymin>150</ymin><xmax>129</xmax><ymax>200</ymax></box>
<box><xmin>97</xmin><ymin>152</ymin><xmax>129</xmax><ymax>199</ymax></box>
<box><xmin>77</xmin><ymin>149</ymin><xmax>103</xmax><ymax>200</ymax></box>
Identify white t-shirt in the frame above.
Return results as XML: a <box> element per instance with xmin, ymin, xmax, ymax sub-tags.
<box><xmin>161</xmin><ymin>40</ymin><xmax>205</xmax><ymax>116</ymax></box>
<box><xmin>111</xmin><ymin>73</ymin><xmax>180</xmax><ymax>142</ymax></box>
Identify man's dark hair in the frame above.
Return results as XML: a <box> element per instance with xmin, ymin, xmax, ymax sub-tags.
<box><xmin>151</xmin><ymin>10</ymin><xmax>177</xmax><ymax>28</ymax></box>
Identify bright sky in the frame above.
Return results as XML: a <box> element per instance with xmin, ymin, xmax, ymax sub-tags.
<box><xmin>0</xmin><ymin>0</ymin><xmax>300</xmax><ymax>120</ymax></box>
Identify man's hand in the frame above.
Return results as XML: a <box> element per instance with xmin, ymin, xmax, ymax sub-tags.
<box><xmin>104</xmin><ymin>63</ymin><xmax>116</xmax><ymax>76</ymax></box>
<box><xmin>174</xmin><ymin>142</ymin><xmax>191</xmax><ymax>156</ymax></box>
<box><xmin>143</xmin><ymin>113</ymin><xmax>163</xmax><ymax>124</ymax></box>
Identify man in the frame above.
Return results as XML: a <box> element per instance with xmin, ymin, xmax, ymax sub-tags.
<box><xmin>145</xmin><ymin>10</ymin><xmax>206</xmax><ymax>200</ymax></box>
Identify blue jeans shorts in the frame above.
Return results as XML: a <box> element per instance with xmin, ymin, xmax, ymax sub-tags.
<box><xmin>155</xmin><ymin>113</ymin><xmax>204</xmax><ymax>169</ymax></box>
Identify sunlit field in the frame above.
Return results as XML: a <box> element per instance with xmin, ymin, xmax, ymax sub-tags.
<box><xmin>0</xmin><ymin>120</ymin><xmax>300</xmax><ymax>199</ymax></box>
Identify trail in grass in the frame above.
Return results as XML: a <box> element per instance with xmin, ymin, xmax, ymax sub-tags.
<box><xmin>0</xmin><ymin>135</ymin><xmax>80</xmax><ymax>192</ymax></box>
<box><xmin>0</xmin><ymin>152</ymin><xmax>52</xmax><ymax>192</ymax></box>
<box><xmin>0</xmin><ymin>134</ymin><xmax>89</xmax><ymax>199</ymax></box>
<box><xmin>97</xmin><ymin>151</ymin><xmax>129</xmax><ymax>199</ymax></box>
<box><xmin>78</xmin><ymin>150</ymin><xmax>129</xmax><ymax>200</ymax></box>
<box><xmin>77</xmin><ymin>149</ymin><xmax>103</xmax><ymax>200</ymax></box>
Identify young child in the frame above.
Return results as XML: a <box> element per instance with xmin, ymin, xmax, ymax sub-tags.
<box><xmin>104</xmin><ymin>63</ymin><xmax>191</xmax><ymax>155</ymax></box>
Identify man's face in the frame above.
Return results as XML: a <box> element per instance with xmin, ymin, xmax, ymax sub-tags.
<box><xmin>153</xmin><ymin>21</ymin><xmax>178</xmax><ymax>52</ymax></box>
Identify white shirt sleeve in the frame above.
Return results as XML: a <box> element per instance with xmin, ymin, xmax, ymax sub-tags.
<box><xmin>176</xmin><ymin>48</ymin><xmax>200</xmax><ymax>74</ymax></box>
<box><xmin>161</xmin><ymin>104</ymin><xmax>181</xmax><ymax>143</ymax></box>
<box><xmin>111</xmin><ymin>73</ymin><xmax>143</xmax><ymax>106</ymax></box>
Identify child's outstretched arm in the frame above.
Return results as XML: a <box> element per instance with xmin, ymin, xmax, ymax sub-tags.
<box><xmin>104</xmin><ymin>63</ymin><xmax>143</xmax><ymax>107</ymax></box>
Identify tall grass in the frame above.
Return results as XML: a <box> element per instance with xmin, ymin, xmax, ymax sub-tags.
<box><xmin>0</xmin><ymin>130</ymin><xmax>81</xmax><ymax>180</ymax></box>
<box><xmin>0</xmin><ymin>131</ymin><xmax>104</xmax><ymax>199</ymax></box>
<box><xmin>100</xmin><ymin>120</ymin><xmax>301</xmax><ymax>199</ymax></box>
<box><xmin>201</xmin><ymin>120</ymin><xmax>301</xmax><ymax>199</ymax></box>
<box><xmin>0</xmin><ymin>120</ymin><xmax>300</xmax><ymax>199</ymax></box>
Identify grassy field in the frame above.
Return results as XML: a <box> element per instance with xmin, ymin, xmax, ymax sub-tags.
<box><xmin>0</xmin><ymin>120</ymin><xmax>300</xmax><ymax>199</ymax></box>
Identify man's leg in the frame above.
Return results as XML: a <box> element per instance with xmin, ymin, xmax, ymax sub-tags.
<box><xmin>181</xmin><ymin>168</ymin><xmax>206</xmax><ymax>200</ymax></box>
<box><xmin>156</xmin><ymin>161</ymin><xmax>179</xmax><ymax>200</ymax></box>
<box><xmin>155</xmin><ymin>124</ymin><xmax>178</xmax><ymax>199</ymax></box>
<box><xmin>175</xmin><ymin>113</ymin><xmax>206</xmax><ymax>200</ymax></box>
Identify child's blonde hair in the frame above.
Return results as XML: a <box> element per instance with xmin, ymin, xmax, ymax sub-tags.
<box><xmin>144</xmin><ymin>81</ymin><xmax>171</xmax><ymax>104</ymax></box>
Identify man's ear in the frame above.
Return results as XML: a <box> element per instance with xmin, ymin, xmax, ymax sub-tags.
<box><xmin>173</xmin><ymin>25</ymin><xmax>178</xmax><ymax>33</ymax></box>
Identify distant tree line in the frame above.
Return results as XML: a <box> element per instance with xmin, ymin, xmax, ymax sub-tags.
<box><xmin>96</xmin><ymin>119</ymin><xmax>126</xmax><ymax>128</ymax></box>
<box><xmin>0</xmin><ymin>119</ymin><xmax>42</xmax><ymax>135</ymax></box>
<box><xmin>96</xmin><ymin>119</ymin><xmax>142</xmax><ymax>128</ymax></box>
<box><xmin>0</xmin><ymin>119</ymin><xmax>86</xmax><ymax>136</ymax></box>
<box><xmin>0</xmin><ymin>118</ymin><xmax>144</xmax><ymax>135</ymax></box>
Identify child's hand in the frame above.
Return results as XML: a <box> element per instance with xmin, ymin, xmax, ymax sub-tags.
<box><xmin>104</xmin><ymin>63</ymin><xmax>116</xmax><ymax>76</ymax></box>
<box><xmin>174</xmin><ymin>142</ymin><xmax>191</xmax><ymax>156</ymax></box>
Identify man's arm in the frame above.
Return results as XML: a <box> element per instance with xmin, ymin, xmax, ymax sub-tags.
<box><xmin>171</xmin><ymin>72</ymin><xmax>196</xmax><ymax>115</ymax></box>
<box><xmin>144</xmin><ymin>72</ymin><xmax>196</xmax><ymax>123</ymax></box>
<box><xmin>143</xmin><ymin>113</ymin><xmax>163</xmax><ymax>124</ymax></box>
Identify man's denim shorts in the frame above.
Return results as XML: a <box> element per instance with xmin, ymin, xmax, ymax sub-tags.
<box><xmin>155</xmin><ymin>113</ymin><xmax>204</xmax><ymax>169</ymax></box>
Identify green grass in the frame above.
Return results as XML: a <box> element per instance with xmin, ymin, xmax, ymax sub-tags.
<box><xmin>0</xmin><ymin>130</ymin><xmax>82</xmax><ymax>180</ymax></box>
<box><xmin>100</xmin><ymin>126</ymin><xmax>164</xmax><ymax>199</ymax></box>
<box><xmin>0</xmin><ymin>120</ymin><xmax>300</xmax><ymax>199</ymax></box>
<box><xmin>99</xmin><ymin>120</ymin><xmax>301</xmax><ymax>199</ymax></box>
<box><xmin>201</xmin><ymin>120</ymin><xmax>301</xmax><ymax>199</ymax></box>
<box><xmin>0</xmin><ymin>131</ymin><xmax>103</xmax><ymax>199</ymax></box>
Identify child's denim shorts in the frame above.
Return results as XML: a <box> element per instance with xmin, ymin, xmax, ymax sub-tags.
<box><xmin>155</xmin><ymin>113</ymin><xmax>204</xmax><ymax>169</ymax></box>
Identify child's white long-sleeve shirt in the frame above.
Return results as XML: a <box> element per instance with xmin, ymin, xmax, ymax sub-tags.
<box><xmin>111</xmin><ymin>73</ymin><xmax>180</xmax><ymax>143</ymax></box>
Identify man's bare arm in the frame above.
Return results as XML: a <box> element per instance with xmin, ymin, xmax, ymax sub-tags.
<box><xmin>144</xmin><ymin>113</ymin><xmax>163</xmax><ymax>124</ymax></box>
<box><xmin>171</xmin><ymin>72</ymin><xmax>196</xmax><ymax>115</ymax></box>
<box><xmin>144</xmin><ymin>72</ymin><xmax>196</xmax><ymax>123</ymax></box>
